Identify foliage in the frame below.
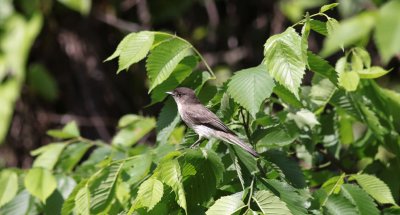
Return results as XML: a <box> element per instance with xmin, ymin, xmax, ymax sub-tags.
<box><xmin>1</xmin><ymin>2</ymin><xmax>400</xmax><ymax>215</ymax></box>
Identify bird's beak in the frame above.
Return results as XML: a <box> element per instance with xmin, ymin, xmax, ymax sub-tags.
<box><xmin>166</xmin><ymin>91</ymin><xmax>174</xmax><ymax>95</ymax></box>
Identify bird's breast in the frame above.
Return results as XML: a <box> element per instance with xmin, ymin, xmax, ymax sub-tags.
<box><xmin>192</xmin><ymin>125</ymin><xmax>215</xmax><ymax>138</ymax></box>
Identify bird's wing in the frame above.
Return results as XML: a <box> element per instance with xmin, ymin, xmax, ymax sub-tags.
<box><xmin>186</xmin><ymin>104</ymin><xmax>235</xmax><ymax>134</ymax></box>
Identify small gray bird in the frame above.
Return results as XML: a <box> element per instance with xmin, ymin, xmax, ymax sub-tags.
<box><xmin>166</xmin><ymin>87</ymin><xmax>259</xmax><ymax>157</ymax></box>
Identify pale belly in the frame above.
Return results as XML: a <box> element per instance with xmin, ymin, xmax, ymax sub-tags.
<box><xmin>192</xmin><ymin>125</ymin><xmax>215</xmax><ymax>138</ymax></box>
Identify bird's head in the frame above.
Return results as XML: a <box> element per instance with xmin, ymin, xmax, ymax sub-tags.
<box><xmin>166</xmin><ymin>87</ymin><xmax>200</xmax><ymax>105</ymax></box>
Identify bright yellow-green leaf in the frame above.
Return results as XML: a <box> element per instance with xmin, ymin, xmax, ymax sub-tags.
<box><xmin>358</xmin><ymin>66</ymin><xmax>390</xmax><ymax>79</ymax></box>
<box><xmin>24</xmin><ymin>168</ymin><xmax>57</xmax><ymax>202</ymax></box>
<box><xmin>0</xmin><ymin>170</ymin><xmax>18</xmax><ymax>207</ymax></box>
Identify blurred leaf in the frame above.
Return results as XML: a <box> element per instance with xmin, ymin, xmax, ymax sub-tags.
<box><xmin>136</xmin><ymin>178</ymin><xmax>164</xmax><ymax>211</ymax></box>
<box><xmin>324</xmin><ymin>195</ymin><xmax>358</xmax><ymax>215</ymax></box>
<box><xmin>320</xmin><ymin>3</ymin><xmax>339</xmax><ymax>13</ymax></box>
<box><xmin>147</xmin><ymin>37</ymin><xmax>192</xmax><ymax>91</ymax></box>
<box><xmin>57</xmin><ymin>141</ymin><xmax>91</xmax><ymax>172</ymax></box>
<box><xmin>255</xmin><ymin>125</ymin><xmax>297</xmax><ymax>148</ymax></box>
<box><xmin>358</xmin><ymin>66</ymin><xmax>391</xmax><ymax>79</ymax></box>
<box><xmin>206</xmin><ymin>192</ymin><xmax>245</xmax><ymax>215</ymax></box>
<box><xmin>47</xmin><ymin>121</ymin><xmax>80</xmax><ymax>139</ymax></box>
<box><xmin>61</xmin><ymin>179</ymin><xmax>88</xmax><ymax>215</ymax></box>
<box><xmin>117</xmin><ymin>31</ymin><xmax>154</xmax><ymax>73</ymax></box>
<box><xmin>0</xmin><ymin>170</ymin><xmax>18</xmax><ymax>207</ymax></box>
<box><xmin>112</xmin><ymin>116</ymin><xmax>155</xmax><ymax>147</ymax></box>
<box><xmin>322</xmin><ymin>12</ymin><xmax>376</xmax><ymax>57</ymax></box>
<box><xmin>351</xmin><ymin>174</ymin><xmax>396</xmax><ymax>205</ymax></box>
<box><xmin>75</xmin><ymin>184</ymin><xmax>90</xmax><ymax>215</ymax></box>
<box><xmin>31</xmin><ymin>143</ymin><xmax>67</xmax><ymax>170</ymax></box>
<box><xmin>353</xmin><ymin>47</ymin><xmax>371</xmax><ymax>68</ymax></box>
<box><xmin>374</xmin><ymin>0</ymin><xmax>400</xmax><ymax>64</ymax></box>
<box><xmin>57</xmin><ymin>0</ymin><xmax>91</xmax><ymax>15</ymax></box>
<box><xmin>322</xmin><ymin>175</ymin><xmax>344</xmax><ymax>196</ymax></box>
<box><xmin>122</xmin><ymin>153</ymin><xmax>152</xmax><ymax>185</ymax></box>
<box><xmin>252</xmin><ymin>190</ymin><xmax>292</xmax><ymax>215</ymax></box>
<box><xmin>0</xmin><ymin>190</ymin><xmax>39</xmax><ymax>215</ymax></box>
<box><xmin>287</xmin><ymin>109</ymin><xmax>320</xmax><ymax>129</ymax></box>
<box><xmin>341</xmin><ymin>184</ymin><xmax>379</xmax><ymax>215</ymax></box>
<box><xmin>310</xmin><ymin>20</ymin><xmax>327</xmax><ymax>36</ymax></box>
<box><xmin>117</xmin><ymin>114</ymin><xmax>141</xmax><ymax>128</ymax></box>
<box><xmin>307</xmin><ymin>52</ymin><xmax>338</xmax><ymax>86</ymax></box>
<box><xmin>24</xmin><ymin>167</ymin><xmax>57</xmax><ymax>202</ymax></box>
<box><xmin>310</xmin><ymin>77</ymin><xmax>337</xmax><ymax>111</ymax></box>
<box><xmin>273</xmin><ymin>83</ymin><xmax>303</xmax><ymax>108</ymax></box>
<box><xmin>263</xmin><ymin>27</ymin><xmax>306</xmax><ymax>97</ymax></box>
<box><xmin>227</xmin><ymin>65</ymin><xmax>275</xmax><ymax>117</ymax></box>
<box><xmin>326</xmin><ymin>18</ymin><xmax>339</xmax><ymax>36</ymax></box>
<box><xmin>27</xmin><ymin>64</ymin><xmax>58</xmax><ymax>101</ymax></box>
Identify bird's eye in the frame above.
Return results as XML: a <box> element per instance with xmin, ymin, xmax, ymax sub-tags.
<box><xmin>176</xmin><ymin>93</ymin><xmax>182</xmax><ymax>97</ymax></box>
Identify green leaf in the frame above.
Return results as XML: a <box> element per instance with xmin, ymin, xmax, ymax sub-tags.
<box><xmin>358</xmin><ymin>66</ymin><xmax>390</xmax><ymax>79</ymax></box>
<box><xmin>122</xmin><ymin>153</ymin><xmax>153</xmax><ymax>185</ymax></box>
<box><xmin>75</xmin><ymin>184</ymin><xmax>90</xmax><ymax>215</ymax></box>
<box><xmin>255</xmin><ymin>125</ymin><xmax>297</xmax><ymax>148</ymax></box>
<box><xmin>150</xmin><ymin>55</ymin><xmax>197</xmax><ymax>104</ymax></box>
<box><xmin>252</xmin><ymin>190</ymin><xmax>292</xmax><ymax>215</ymax></box>
<box><xmin>341</xmin><ymin>184</ymin><xmax>379</xmax><ymax>215</ymax></box>
<box><xmin>146</xmin><ymin>38</ymin><xmax>192</xmax><ymax>91</ymax></box>
<box><xmin>374</xmin><ymin>0</ymin><xmax>400</xmax><ymax>64</ymax></box>
<box><xmin>112</xmin><ymin>116</ymin><xmax>156</xmax><ymax>147</ymax></box>
<box><xmin>320</xmin><ymin>3</ymin><xmax>339</xmax><ymax>13</ymax></box>
<box><xmin>206</xmin><ymin>192</ymin><xmax>245</xmax><ymax>215</ymax></box>
<box><xmin>326</xmin><ymin>18</ymin><xmax>339</xmax><ymax>36</ymax></box>
<box><xmin>24</xmin><ymin>167</ymin><xmax>57</xmax><ymax>202</ymax></box>
<box><xmin>0</xmin><ymin>170</ymin><xmax>18</xmax><ymax>207</ymax></box>
<box><xmin>181</xmin><ymin>149</ymin><xmax>224</xmax><ymax>205</ymax></box>
<box><xmin>156</xmin><ymin>158</ymin><xmax>187</xmax><ymax>212</ymax></box>
<box><xmin>310</xmin><ymin>77</ymin><xmax>337</xmax><ymax>111</ymax></box>
<box><xmin>265</xmin><ymin>179</ymin><xmax>308</xmax><ymax>215</ymax></box>
<box><xmin>61</xmin><ymin>179</ymin><xmax>88</xmax><ymax>215</ymax></box>
<box><xmin>309</xmin><ymin>20</ymin><xmax>327</xmax><ymax>36</ymax></box>
<box><xmin>351</xmin><ymin>174</ymin><xmax>396</xmax><ymax>205</ymax></box>
<box><xmin>287</xmin><ymin>109</ymin><xmax>320</xmax><ymax>129</ymax></box>
<box><xmin>324</xmin><ymin>195</ymin><xmax>358</xmax><ymax>215</ymax></box>
<box><xmin>117</xmin><ymin>31</ymin><xmax>154</xmax><ymax>73</ymax></box>
<box><xmin>89</xmin><ymin>162</ymin><xmax>124</xmax><ymax>213</ymax></box>
<box><xmin>136</xmin><ymin>178</ymin><xmax>164</xmax><ymax>211</ymax></box>
<box><xmin>57</xmin><ymin>0</ymin><xmax>91</xmax><ymax>15</ymax></box>
<box><xmin>353</xmin><ymin>47</ymin><xmax>371</xmax><ymax>68</ymax></box>
<box><xmin>263</xmin><ymin>27</ymin><xmax>306</xmax><ymax>97</ymax></box>
<box><xmin>307</xmin><ymin>52</ymin><xmax>338</xmax><ymax>86</ymax></box>
<box><xmin>0</xmin><ymin>190</ymin><xmax>39</xmax><ymax>215</ymax></box>
<box><xmin>227</xmin><ymin>65</ymin><xmax>275</xmax><ymax>117</ymax></box>
<box><xmin>273</xmin><ymin>84</ymin><xmax>303</xmax><ymax>108</ymax></box>
<box><xmin>31</xmin><ymin>143</ymin><xmax>67</xmax><ymax>170</ymax></box>
<box><xmin>359</xmin><ymin>105</ymin><xmax>388</xmax><ymax>137</ymax></box>
<box><xmin>265</xmin><ymin>150</ymin><xmax>306</xmax><ymax>189</ymax></box>
<box><xmin>47</xmin><ymin>121</ymin><xmax>80</xmax><ymax>139</ymax></box>
<box><xmin>105</xmin><ymin>33</ymin><xmax>134</xmax><ymax>62</ymax></box>
<box><xmin>322</xmin><ymin>12</ymin><xmax>376</xmax><ymax>57</ymax></box>
<box><xmin>156</xmin><ymin>98</ymin><xmax>181</xmax><ymax>145</ymax></box>
<box><xmin>339</xmin><ymin>71</ymin><xmax>359</xmax><ymax>92</ymax></box>
<box><xmin>27</xmin><ymin>64</ymin><xmax>59</xmax><ymax>101</ymax></box>
<box><xmin>322</xmin><ymin>175</ymin><xmax>345</xmax><ymax>196</ymax></box>
<box><xmin>57</xmin><ymin>141</ymin><xmax>91</xmax><ymax>172</ymax></box>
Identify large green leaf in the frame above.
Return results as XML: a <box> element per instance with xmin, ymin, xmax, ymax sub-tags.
<box><xmin>112</xmin><ymin>116</ymin><xmax>156</xmax><ymax>147</ymax></box>
<box><xmin>136</xmin><ymin>178</ymin><xmax>164</xmax><ymax>211</ymax></box>
<box><xmin>227</xmin><ymin>65</ymin><xmax>275</xmax><ymax>117</ymax></box>
<box><xmin>31</xmin><ymin>143</ymin><xmax>67</xmax><ymax>170</ymax></box>
<box><xmin>89</xmin><ymin>162</ymin><xmax>124</xmax><ymax>213</ymax></box>
<box><xmin>146</xmin><ymin>38</ymin><xmax>192</xmax><ymax>91</ymax></box>
<box><xmin>150</xmin><ymin>56</ymin><xmax>197</xmax><ymax>104</ymax></box>
<box><xmin>181</xmin><ymin>149</ymin><xmax>224</xmax><ymax>205</ymax></box>
<box><xmin>374</xmin><ymin>0</ymin><xmax>400</xmax><ymax>64</ymax></box>
<box><xmin>322</xmin><ymin>12</ymin><xmax>376</xmax><ymax>57</ymax></box>
<box><xmin>156</xmin><ymin>158</ymin><xmax>187</xmax><ymax>212</ymax></box>
<box><xmin>122</xmin><ymin>153</ymin><xmax>153</xmax><ymax>185</ymax></box>
<box><xmin>116</xmin><ymin>31</ymin><xmax>154</xmax><ymax>73</ymax></box>
<box><xmin>252</xmin><ymin>190</ymin><xmax>292</xmax><ymax>215</ymax></box>
<box><xmin>57</xmin><ymin>141</ymin><xmax>91</xmax><ymax>172</ymax></box>
<box><xmin>0</xmin><ymin>189</ymin><xmax>39</xmax><ymax>215</ymax></box>
<box><xmin>263</xmin><ymin>27</ymin><xmax>306</xmax><ymax>97</ymax></box>
<box><xmin>61</xmin><ymin>179</ymin><xmax>88</xmax><ymax>215</ymax></box>
<box><xmin>307</xmin><ymin>52</ymin><xmax>338</xmax><ymax>86</ymax></box>
<box><xmin>0</xmin><ymin>170</ymin><xmax>18</xmax><ymax>207</ymax></box>
<box><xmin>341</xmin><ymin>184</ymin><xmax>379</xmax><ymax>215</ymax></box>
<box><xmin>206</xmin><ymin>192</ymin><xmax>245</xmax><ymax>215</ymax></box>
<box><xmin>265</xmin><ymin>150</ymin><xmax>306</xmax><ymax>189</ymax></box>
<box><xmin>265</xmin><ymin>179</ymin><xmax>308</xmax><ymax>215</ymax></box>
<box><xmin>324</xmin><ymin>195</ymin><xmax>358</xmax><ymax>215</ymax></box>
<box><xmin>156</xmin><ymin>98</ymin><xmax>181</xmax><ymax>145</ymax></box>
<box><xmin>351</xmin><ymin>174</ymin><xmax>396</xmax><ymax>205</ymax></box>
<box><xmin>24</xmin><ymin>167</ymin><xmax>57</xmax><ymax>202</ymax></box>
<box><xmin>75</xmin><ymin>184</ymin><xmax>90</xmax><ymax>215</ymax></box>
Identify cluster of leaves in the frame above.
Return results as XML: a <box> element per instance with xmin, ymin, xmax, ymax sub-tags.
<box><xmin>1</xmin><ymin>2</ymin><xmax>400</xmax><ymax>215</ymax></box>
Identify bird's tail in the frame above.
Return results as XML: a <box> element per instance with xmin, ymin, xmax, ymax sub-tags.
<box><xmin>218</xmin><ymin>132</ymin><xmax>259</xmax><ymax>157</ymax></box>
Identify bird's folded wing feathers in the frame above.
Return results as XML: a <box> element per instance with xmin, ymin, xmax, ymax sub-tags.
<box><xmin>186</xmin><ymin>104</ymin><xmax>235</xmax><ymax>134</ymax></box>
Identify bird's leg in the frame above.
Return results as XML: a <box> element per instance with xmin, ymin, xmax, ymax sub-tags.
<box><xmin>190</xmin><ymin>136</ymin><xmax>203</xmax><ymax>148</ymax></box>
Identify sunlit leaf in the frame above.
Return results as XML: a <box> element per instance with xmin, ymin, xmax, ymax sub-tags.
<box><xmin>252</xmin><ymin>190</ymin><xmax>292</xmax><ymax>215</ymax></box>
<box><xmin>351</xmin><ymin>174</ymin><xmax>396</xmax><ymax>205</ymax></box>
<box><xmin>24</xmin><ymin>167</ymin><xmax>57</xmax><ymax>202</ymax></box>
<box><xmin>341</xmin><ymin>184</ymin><xmax>379</xmax><ymax>215</ymax></box>
<box><xmin>357</xmin><ymin>66</ymin><xmax>390</xmax><ymax>79</ymax></box>
<box><xmin>31</xmin><ymin>143</ymin><xmax>67</xmax><ymax>170</ymax></box>
<box><xmin>320</xmin><ymin>3</ymin><xmax>339</xmax><ymax>13</ymax></box>
<box><xmin>0</xmin><ymin>170</ymin><xmax>18</xmax><ymax>207</ymax></box>
<box><xmin>324</xmin><ymin>195</ymin><xmax>358</xmax><ymax>215</ymax></box>
<box><xmin>206</xmin><ymin>192</ymin><xmax>245</xmax><ymax>215</ymax></box>
<box><xmin>136</xmin><ymin>178</ymin><xmax>164</xmax><ymax>211</ymax></box>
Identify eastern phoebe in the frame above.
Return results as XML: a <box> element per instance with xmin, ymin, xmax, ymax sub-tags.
<box><xmin>166</xmin><ymin>87</ymin><xmax>259</xmax><ymax>157</ymax></box>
